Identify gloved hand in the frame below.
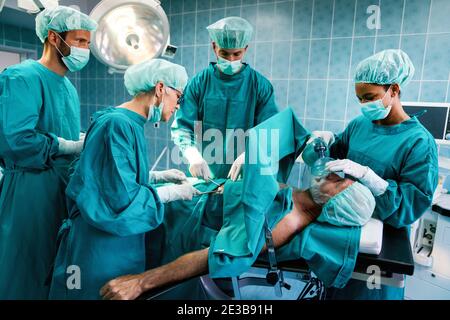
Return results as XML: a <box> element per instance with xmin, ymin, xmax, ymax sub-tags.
<box><xmin>183</xmin><ymin>146</ymin><xmax>211</xmax><ymax>180</ymax></box>
<box><xmin>326</xmin><ymin>159</ymin><xmax>389</xmax><ymax>196</ymax></box>
<box><xmin>227</xmin><ymin>152</ymin><xmax>245</xmax><ymax>181</ymax></box>
<box><xmin>300</xmin><ymin>131</ymin><xmax>335</xmax><ymax>165</ymax></box>
<box><xmin>57</xmin><ymin>133</ymin><xmax>85</xmax><ymax>156</ymax></box>
<box><xmin>156</xmin><ymin>183</ymin><xmax>200</xmax><ymax>203</ymax></box>
<box><xmin>149</xmin><ymin>169</ymin><xmax>187</xmax><ymax>184</ymax></box>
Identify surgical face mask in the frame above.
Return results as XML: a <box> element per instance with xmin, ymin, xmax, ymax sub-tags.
<box><xmin>148</xmin><ymin>104</ymin><xmax>162</xmax><ymax>123</ymax></box>
<box><xmin>55</xmin><ymin>33</ymin><xmax>90</xmax><ymax>72</ymax></box>
<box><xmin>216</xmin><ymin>56</ymin><xmax>242</xmax><ymax>75</ymax></box>
<box><xmin>148</xmin><ymin>87</ymin><xmax>174</xmax><ymax>123</ymax></box>
<box><xmin>359</xmin><ymin>87</ymin><xmax>393</xmax><ymax>120</ymax></box>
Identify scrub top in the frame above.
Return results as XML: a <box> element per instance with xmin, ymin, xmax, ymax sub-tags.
<box><xmin>327</xmin><ymin>114</ymin><xmax>438</xmax><ymax>300</ymax></box>
<box><xmin>171</xmin><ymin>63</ymin><xmax>280</xmax><ymax>179</ymax></box>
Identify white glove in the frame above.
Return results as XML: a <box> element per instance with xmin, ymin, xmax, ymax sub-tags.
<box><xmin>227</xmin><ymin>152</ymin><xmax>245</xmax><ymax>181</ymax></box>
<box><xmin>326</xmin><ymin>159</ymin><xmax>388</xmax><ymax>196</ymax></box>
<box><xmin>156</xmin><ymin>183</ymin><xmax>200</xmax><ymax>203</ymax></box>
<box><xmin>149</xmin><ymin>169</ymin><xmax>187</xmax><ymax>184</ymax></box>
<box><xmin>184</xmin><ymin>146</ymin><xmax>211</xmax><ymax>180</ymax></box>
<box><xmin>307</xmin><ymin>130</ymin><xmax>335</xmax><ymax>146</ymax></box>
<box><xmin>57</xmin><ymin>134</ymin><xmax>85</xmax><ymax>155</ymax></box>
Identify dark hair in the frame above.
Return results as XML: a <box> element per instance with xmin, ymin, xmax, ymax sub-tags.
<box><xmin>44</xmin><ymin>31</ymin><xmax>68</xmax><ymax>44</ymax></box>
<box><xmin>383</xmin><ymin>84</ymin><xmax>401</xmax><ymax>98</ymax></box>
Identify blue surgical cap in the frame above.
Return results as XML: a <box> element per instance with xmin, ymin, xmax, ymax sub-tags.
<box><xmin>124</xmin><ymin>59</ymin><xmax>189</xmax><ymax>96</ymax></box>
<box><xmin>207</xmin><ymin>17</ymin><xmax>253</xmax><ymax>49</ymax></box>
<box><xmin>318</xmin><ymin>181</ymin><xmax>375</xmax><ymax>227</ymax></box>
<box><xmin>354</xmin><ymin>49</ymin><xmax>415</xmax><ymax>88</ymax></box>
<box><xmin>35</xmin><ymin>6</ymin><xmax>97</xmax><ymax>43</ymax></box>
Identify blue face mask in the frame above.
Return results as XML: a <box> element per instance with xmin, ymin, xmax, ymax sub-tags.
<box><xmin>359</xmin><ymin>87</ymin><xmax>393</xmax><ymax>120</ymax></box>
<box><xmin>55</xmin><ymin>33</ymin><xmax>90</xmax><ymax>72</ymax></box>
<box><xmin>217</xmin><ymin>56</ymin><xmax>242</xmax><ymax>75</ymax></box>
<box><xmin>148</xmin><ymin>102</ymin><xmax>163</xmax><ymax>123</ymax></box>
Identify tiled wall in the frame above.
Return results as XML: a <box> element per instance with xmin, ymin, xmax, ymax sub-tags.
<box><xmin>1</xmin><ymin>0</ymin><xmax>450</xmax><ymax>182</ymax></box>
<box><xmin>165</xmin><ymin>0</ymin><xmax>450</xmax><ymax>134</ymax></box>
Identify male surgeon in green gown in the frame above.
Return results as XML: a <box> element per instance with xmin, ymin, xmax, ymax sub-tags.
<box><xmin>171</xmin><ymin>17</ymin><xmax>280</xmax><ymax>181</ymax></box>
<box><xmin>0</xmin><ymin>6</ymin><xmax>97</xmax><ymax>299</ymax></box>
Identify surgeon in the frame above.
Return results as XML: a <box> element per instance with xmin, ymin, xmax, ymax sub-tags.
<box><xmin>302</xmin><ymin>49</ymin><xmax>439</xmax><ymax>300</ymax></box>
<box><xmin>0</xmin><ymin>6</ymin><xmax>97</xmax><ymax>299</ymax></box>
<box><xmin>47</xmin><ymin>58</ymin><xmax>200</xmax><ymax>300</ymax></box>
<box><xmin>171</xmin><ymin>17</ymin><xmax>280</xmax><ymax>181</ymax></box>
<box><xmin>100</xmin><ymin>173</ymin><xmax>376</xmax><ymax>300</ymax></box>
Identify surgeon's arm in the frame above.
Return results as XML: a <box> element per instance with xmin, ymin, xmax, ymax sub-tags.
<box><xmin>171</xmin><ymin>77</ymin><xmax>201</xmax><ymax>153</ymax></box>
<box><xmin>328</xmin><ymin>120</ymin><xmax>354</xmax><ymax>160</ymax></box>
<box><xmin>374</xmin><ymin>138</ymin><xmax>438</xmax><ymax>228</ymax></box>
<box><xmin>100</xmin><ymin>248</ymin><xmax>210</xmax><ymax>300</ymax></box>
<box><xmin>75</xmin><ymin>118</ymin><xmax>164</xmax><ymax>237</ymax></box>
<box><xmin>0</xmin><ymin>73</ymin><xmax>60</xmax><ymax>169</ymax></box>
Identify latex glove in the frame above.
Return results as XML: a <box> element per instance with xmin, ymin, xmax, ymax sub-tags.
<box><xmin>57</xmin><ymin>134</ymin><xmax>85</xmax><ymax>155</ymax></box>
<box><xmin>227</xmin><ymin>152</ymin><xmax>245</xmax><ymax>181</ymax></box>
<box><xmin>326</xmin><ymin>159</ymin><xmax>368</xmax><ymax>179</ymax></box>
<box><xmin>156</xmin><ymin>183</ymin><xmax>200</xmax><ymax>203</ymax></box>
<box><xmin>149</xmin><ymin>169</ymin><xmax>187</xmax><ymax>184</ymax></box>
<box><xmin>326</xmin><ymin>159</ymin><xmax>388</xmax><ymax>196</ymax></box>
<box><xmin>184</xmin><ymin>146</ymin><xmax>211</xmax><ymax>180</ymax></box>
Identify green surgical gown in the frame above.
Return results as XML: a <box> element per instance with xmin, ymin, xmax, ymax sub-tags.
<box><xmin>48</xmin><ymin>107</ymin><xmax>164</xmax><ymax>300</ymax></box>
<box><xmin>171</xmin><ymin>63</ymin><xmax>280</xmax><ymax>179</ymax></box>
<box><xmin>0</xmin><ymin>60</ymin><xmax>80</xmax><ymax>299</ymax></box>
<box><xmin>326</xmin><ymin>115</ymin><xmax>439</xmax><ymax>300</ymax></box>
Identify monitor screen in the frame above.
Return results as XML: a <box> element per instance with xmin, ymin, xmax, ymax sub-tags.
<box><xmin>403</xmin><ymin>104</ymin><xmax>449</xmax><ymax>140</ymax></box>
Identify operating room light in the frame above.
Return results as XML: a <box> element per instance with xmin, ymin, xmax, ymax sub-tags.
<box><xmin>89</xmin><ymin>0</ymin><xmax>170</xmax><ymax>73</ymax></box>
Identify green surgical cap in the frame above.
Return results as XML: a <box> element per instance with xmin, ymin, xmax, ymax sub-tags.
<box><xmin>35</xmin><ymin>6</ymin><xmax>97</xmax><ymax>43</ymax></box>
<box><xmin>318</xmin><ymin>181</ymin><xmax>375</xmax><ymax>227</ymax></box>
<box><xmin>354</xmin><ymin>49</ymin><xmax>415</xmax><ymax>88</ymax></box>
<box><xmin>124</xmin><ymin>59</ymin><xmax>188</xmax><ymax>96</ymax></box>
<box><xmin>207</xmin><ymin>17</ymin><xmax>253</xmax><ymax>49</ymax></box>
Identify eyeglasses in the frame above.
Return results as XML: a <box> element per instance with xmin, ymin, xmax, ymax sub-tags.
<box><xmin>168</xmin><ymin>86</ymin><xmax>184</xmax><ymax>105</ymax></box>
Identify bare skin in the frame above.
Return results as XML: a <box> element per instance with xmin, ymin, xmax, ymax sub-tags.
<box><xmin>117</xmin><ymin>82</ymin><xmax>182</xmax><ymax>122</ymax></box>
<box><xmin>100</xmin><ymin>174</ymin><xmax>352</xmax><ymax>300</ymax></box>
<box><xmin>355</xmin><ymin>83</ymin><xmax>410</xmax><ymax>126</ymax></box>
<box><xmin>38</xmin><ymin>29</ymin><xmax>91</xmax><ymax>76</ymax></box>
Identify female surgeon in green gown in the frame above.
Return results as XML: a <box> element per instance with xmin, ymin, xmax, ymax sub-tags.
<box><xmin>302</xmin><ymin>49</ymin><xmax>439</xmax><ymax>300</ymax></box>
<box><xmin>48</xmin><ymin>59</ymin><xmax>200</xmax><ymax>300</ymax></box>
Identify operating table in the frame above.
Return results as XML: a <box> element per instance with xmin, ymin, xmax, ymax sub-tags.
<box><xmin>139</xmin><ymin>219</ymin><xmax>414</xmax><ymax>300</ymax></box>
